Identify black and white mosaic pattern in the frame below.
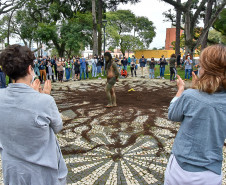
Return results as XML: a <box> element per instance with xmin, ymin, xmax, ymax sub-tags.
<box><xmin>1</xmin><ymin>78</ymin><xmax>226</xmax><ymax>185</ymax></box>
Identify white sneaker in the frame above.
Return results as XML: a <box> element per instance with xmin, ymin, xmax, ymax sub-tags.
<box><xmin>162</xmin><ymin>77</ymin><xmax>165</xmax><ymax>79</ymax></box>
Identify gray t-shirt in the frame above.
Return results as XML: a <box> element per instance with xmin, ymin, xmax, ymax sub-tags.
<box><xmin>169</xmin><ymin>58</ymin><xmax>176</xmax><ymax>68</ymax></box>
<box><xmin>184</xmin><ymin>59</ymin><xmax>192</xmax><ymax>69</ymax></box>
<box><xmin>0</xmin><ymin>83</ymin><xmax>68</xmax><ymax>184</ymax></box>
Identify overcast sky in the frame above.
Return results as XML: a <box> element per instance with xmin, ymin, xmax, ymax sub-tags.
<box><xmin>118</xmin><ymin>0</ymin><xmax>179</xmax><ymax>49</ymax></box>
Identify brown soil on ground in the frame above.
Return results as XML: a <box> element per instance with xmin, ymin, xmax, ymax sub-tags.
<box><xmin>55</xmin><ymin>81</ymin><xmax>177</xmax><ymax>158</ymax></box>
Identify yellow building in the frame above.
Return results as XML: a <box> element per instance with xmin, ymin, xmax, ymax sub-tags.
<box><xmin>135</xmin><ymin>49</ymin><xmax>199</xmax><ymax>59</ymax></box>
<box><xmin>135</xmin><ymin>50</ymin><xmax>181</xmax><ymax>59</ymax></box>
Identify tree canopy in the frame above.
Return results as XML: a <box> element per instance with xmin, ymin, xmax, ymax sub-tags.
<box><xmin>106</xmin><ymin>10</ymin><xmax>156</xmax><ymax>56</ymax></box>
<box><xmin>214</xmin><ymin>8</ymin><xmax>226</xmax><ymax>36</ymax></box>
<box><xmin>0</xmin><ymin>0</ymin><xmax>143</xmax><ymax>57</ymax></box>
<box><xmin>162</xmin><ymin>0</ymin><xmax>226</xmax><ymax>55</ymax></box>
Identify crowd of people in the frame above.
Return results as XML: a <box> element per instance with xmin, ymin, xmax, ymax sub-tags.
<box><xmin>33</xmin><ymin>55</ymin><xmax>105</xmax><ymax>83</ymax></box>
<box><xmin>0</xmin><ymin>52</ymin><xmax>198</xmax><ymax>88</ymax></box>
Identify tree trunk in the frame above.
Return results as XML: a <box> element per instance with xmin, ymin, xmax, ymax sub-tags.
<box><xmin>7</xmin><ymin>9</ymin><xmax>15</xmax><ymax>45</ymax></box>
<box><xmin>175</xmin><ymin>0</ymin><xmax>181</xmax><ymax>56</ymax></box>
<box><xmin>29</xmin><ymin>40</ymin><xmax>32</xmax><ymax>49</ymax></box>
<box><xmin>184</xmin><ymin>8</ymin><xmax>193</xmax><ymax>56</ymax></box>
<box><xmin>97</xmin><ymin>0</ymin><xmax>103</xmax><ymax>56</ymax></box>
<box><xmin>201</xmin><ymin>0</ymin><xmax>214</xmax><ymax>50</ymax></box>
<box><xmin>40</xmin><ymin>42</ymin><xmax>43</xmax><ymax>57</ymax></box>
<box><xmin>33</xmin><ymin>44</ymin><xmax>42</xmax><ymax>52</ymax></box>
<box><xmin>57</xmin><ymin>44</ymin><xmax>66</xmax><ymax>57</ymax></box>
<box><xmin>58</xmin><ymin>49</ymin><xmax>64</xmax><ymax>57</ymax></box>
<box><xmin>92</xmin><ymin>0</ymin><xmax>98</xmax><ymax>56</ymax></box>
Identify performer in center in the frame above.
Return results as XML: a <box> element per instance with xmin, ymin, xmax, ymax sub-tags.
<box><xmin>104</xmin><ymin>52</ymin><xmax>119</xmax><ymax>108</ymax></box>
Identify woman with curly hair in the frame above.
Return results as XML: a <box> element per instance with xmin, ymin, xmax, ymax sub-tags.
<box><xmin>0</xmin><ymin>44</ymin><xmax>67</xmax><ymax>185</ymax></box>
<box><xmin>164</xmin><ymin>44</ymin><xmax>226</xmax><ymax>185</ymax></box>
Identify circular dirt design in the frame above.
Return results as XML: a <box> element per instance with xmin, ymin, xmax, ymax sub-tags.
<box><xmin>52</xmin><ymin>79</ymin><xmax>180</xmax><ymax>184</ymax></box>
<box><xmin>1</xmin><ymin>78</ymin><xmax>226</xmax><ymax>184</ymax></box>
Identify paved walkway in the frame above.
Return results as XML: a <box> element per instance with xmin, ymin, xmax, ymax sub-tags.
<box><xmin>1</xmin><ymin>74</ymin><xmax>226</xmax><ymax>184</ymax></box>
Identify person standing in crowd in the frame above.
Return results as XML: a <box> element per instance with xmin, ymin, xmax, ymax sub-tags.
<box><xmin>92</xmin><ymin>55</ymin><xmax>97</xmax><ymax>78</ymax></box>
<box><xmin>97</xmin><ymin>55</ymin><xmax>102</xmax><ymax>78</ymax></box>
<box><xmin>139</xmin><ymin>55</ymin><xmax>147</xmax><ymax>78</ymax></box>
<box><xmin>117</xmin><ymin>56</ymin><xmax>122</xmax><ymax>78</ymax></box>
<box><xmin>149</xmin><ymin>57</ymin><xmax>156</xmax><ymax>79</ymax></box>
<box><xmin>104</xmin><ymin>52</ymin><xmax>119</xmax><ymax>108</ymax></box>
<box><xmin>0</xmin><ymin>44</ymin><xmax>68</xmax><ymax>184</ymax></box>
<box><xmin>193</xmin><ymin>64</ymin><xmax>199</xmax><ymax>76</ymax></box>
<box><xmin>86</xmin><ymin>59</ymin><xmax>90</xmax><ymax>79</ymax></box>
<box><xmin>184</xmin><ymin>55</ymin><xmax>193</xmax><ymax>81</ymax></box>
<box><xmin>101</xmin><ymin>55</ymin><xmax>105</xmax><ymax>76</ymax></box>
<box><xmin>51</xmin><ymin>56</ymin><xmax>58</xmax><ymax>81</ymax></box>
<box><xmin>71</xmin><ymin>56</ymin><xmax>75</xmax><ymax>80</ymax></box>
<box><xmin>34</xmin><ymin>59</ymin><xmax>40</xmax><ymax>81</ymax></box>
<box><xmin>130</xmin><ymin>59</ymin><xmax>137</xmax><ymax>77</ymax></box>
<box><xmin>182</xmin><ymin>54</ymin><xmax>186</xmax><ymax>67</ymax></box>
<box><xmin>74</xmin><ymin>57</ymin><xmax>80</xmax><ymax>81</ymax></box>
<box><xmin>122</xmin><ymin>56</ymin><xmax>128</xmax><ymax>71</ymax></box>
<box><xmin>62</xmin><ymin>58</ymin><xmax>66</xmax><ymax>81</ymax></box>
<box><xmin>164</xmin><ymin>44</ymin><xmax>226</xmax><ymax>185</ymax></box>
<box><xmin>45</xmin><ymin>57</ymin><xmax>50</xmax><ymax>79</ymax></box>
<box><xmin>177</xmin><ymin>52</ymin><xmax>181</xmax><ymax>68</ymax></box>
<box><xmin>134</xmin><ymin>56</ymin><xmax>137</xmax><ymax>65</ymax></box>
<box><xmin>0</xmin><ymin>65</ymin><xmax>6</xmax><ymax>88</ymax></box>
<box><xmin>38</xmin><ymin>56</ymin><xmax>47</xmax><ymax>83</ymax></box>
<box><xmin>65</xmin><ymin>58</ymin><xmax>72</xmax><ymax>81</ymax></box>
<box><xmin>57</xmin><ymin>58</ymin><xmax>64</xmax><ymax>83</ymax></box>
<box><xmin>80</xmin><ymin>56</ymin><xmax>86</xmax><ymax>80</ymax></box>
<box><xmin>47</xmin><ymin>59</ymin><xmax>55</xmax><ymax>82</ymax></box>
<box><xmin>128</xmin><ymin>56</ymin><xmax>131</xmax><ymax>66</ymax></box>
<box><xmin>159</xmin><ymin>56</ymin><xmax>167</xmax><ymax>79</ymax></box>
<box><xmin>169</xmin><ymin>54</ymin><xmax>177</xmax><ymax>82</ymax></box>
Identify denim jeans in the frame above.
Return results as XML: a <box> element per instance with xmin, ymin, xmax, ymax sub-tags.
<box><xmin>160</xmin><ymin>67</ymin><xmax>165</xmax><ymax>77</ymax></box>
<box><xmin>97</xmin><ymin>66</ymin><xmax>102</xmax><ymax>74</ymax></box>
<box><xmin>80</xmin><ymin>68</ymin><xmax>86</xmax><ymax>80</ymax></box>
<box><xmin>123</xmin><ymin>65</ymin><xmax>127</xmax><ymax>71</ymax></box>
<box><xmin>131</xmin><ymin>68</ymin><xmax>136</xmax><ymax>77</ymax></box>
<box><xmin>170</xmin><ymin>67</ymin><xmax>177</xmax><ymax>81</ymax></box>
<box><xmin>92</xmin><ymin>64</ymin><xmax>97</xmax><ymax>77</ymax></box>
<box><xmin>65</xmin><ymin>68</ymin><xmax>71</xmax><ymax>80</ymax></box>
<box><xmin>185</xmin><ymin>69</ymin><xmax>191</xmax><ymax>79</ymax></box>
<box><xmin>149</xmin><ymin>69</ymin><xmax>155</xmax><ymax>79</ymax></box>
<box><xmin>0</xmin><ymin>72</ymin><xmax>6</xmax><ymax>88</ymax></box>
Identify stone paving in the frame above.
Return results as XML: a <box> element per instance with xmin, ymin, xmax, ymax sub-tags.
<box><xmin>54</xmin><ymin>78</ymin><xmax>177</xmax><ymax>185</ymax></box>
<box><xmin>1</xmin><ymin>74</ymin><xmax>226</xmax><ymax>185</ymax></box>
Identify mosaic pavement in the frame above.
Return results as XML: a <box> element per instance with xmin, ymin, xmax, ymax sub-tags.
<box><xmin>1</xmin><ymin>76</ymin><xmax>226</xmax><ymax>185</ymax></box>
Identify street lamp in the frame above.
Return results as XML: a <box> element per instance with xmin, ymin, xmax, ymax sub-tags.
<box><xmin>102</xmin><ymin>20</ymin><xmax>107</xmax><ymax>75</ymax></box>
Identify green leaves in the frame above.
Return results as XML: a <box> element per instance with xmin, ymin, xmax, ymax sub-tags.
<box><xmin>106</xmin><ymin>9</ymin><xmax>156</xmax><ymax>55</ymax></box>
<box><xmin>36</xmin><ymin>23</ymin><xmax>58</xmax><ymax>43</ymax></box>
<box><xmin>214</xmin><ymin>8</ymin><xmax>226</xmax><ymax>36</ymax></box>
<box><xmin>135</xmin><ymin>16</ymin><xmax>156</xmax><ymax>48</ymax></box>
